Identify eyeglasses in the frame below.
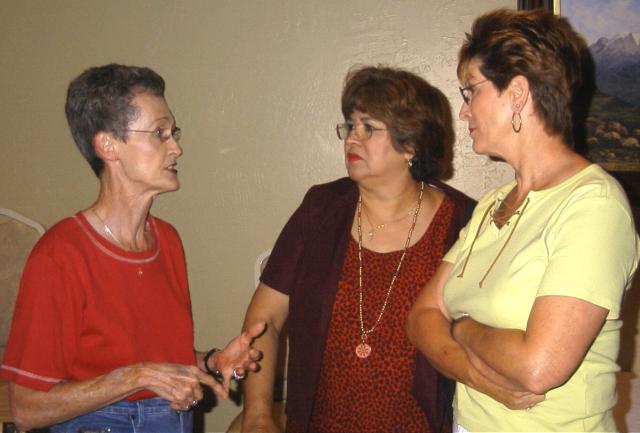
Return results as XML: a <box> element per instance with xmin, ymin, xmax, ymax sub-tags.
<box><xmin>126</xmin><ymin>126</ymin><xmax>182</xmax><ymax>142</ymax></box>
<box><xmin>336</xmin><ymin>122</ymin><xmax>386</xmax><ymax>140</ymax></box>
<box><xmin>459</xmin><ymin>79</ymin><xmax>489</xmax><ymax>105</ymax></box>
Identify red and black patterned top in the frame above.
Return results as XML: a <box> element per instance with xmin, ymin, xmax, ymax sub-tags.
<box><xmin>308</xmin><ymin>197</ymin><xmax>454</xmax><ymax>433</ymax></box>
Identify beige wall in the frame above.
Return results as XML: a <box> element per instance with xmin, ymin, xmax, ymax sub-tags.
<box><xmin>8</xmin><ymin>1</ymin><xmax>635</xmax><ymax>432</ymax></box>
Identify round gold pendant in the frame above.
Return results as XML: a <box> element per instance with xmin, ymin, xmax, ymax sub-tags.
<box><xmin>355</xmin><ymin>342</ymin><xmax>371</xmax><ymax>358</ymax></box>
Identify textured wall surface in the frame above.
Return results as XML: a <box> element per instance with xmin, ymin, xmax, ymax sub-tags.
<box><xmin>0</xmin><ymin>1</ymin><xmax>519</xmax><ymax>430</ymax></box>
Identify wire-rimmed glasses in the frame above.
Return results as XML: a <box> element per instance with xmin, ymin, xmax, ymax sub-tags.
<box><xmin>336</xmin><ymin>122</ymin><xmax>386</xmax><ymax>140</ymax></box>
<box><xmin>126</xmin><ymin>126</ymin><xmax>182</xmax><ymax>142</ymax></box>
<box><xmin>459</xmin><ymin>79</ymin><xmax>489</xmax><ymax>105</ymax></box>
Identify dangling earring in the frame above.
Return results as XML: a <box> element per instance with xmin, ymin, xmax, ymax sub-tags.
<box><xmin>406</xmin><ymin>158</ymin><xmax>414</xmax><ymax>168</ymax></box>
<box><xmin>511</xmin><ymin>112</ymin><xmax>522</xmax><ymax>133</ymax></box>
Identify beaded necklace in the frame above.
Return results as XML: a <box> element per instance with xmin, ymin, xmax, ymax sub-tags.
<box><xmin>355</xmin><ymin>181</ymin><xmax>424</xmax><ymax>358</ymax></box>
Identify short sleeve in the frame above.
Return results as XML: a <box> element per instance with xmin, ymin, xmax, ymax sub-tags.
<box><xmin>159</xmin><ymin>220</ymin><xmax>191</xmax><ymax>308</ymax></box>
<box><xmin>538</xmin><ymin>196</ymin><xmax>639</xmax><ymax>318</ymax></box>
<box><xmin>0</xmin><ymin>239</ymin><xmax>84</xmax><ymax>390</ymax></box>
<box><xmin>260</xmin><ymin>191</ymin><xmax>310</xmax><ymax>296</ymax></box>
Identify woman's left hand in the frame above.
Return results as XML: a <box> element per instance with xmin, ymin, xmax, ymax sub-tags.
<box><xmin>463</xmin><ymin>346</ymin><xmax>545</xmax><ymax>410</ymax></box>
<box><xmin>208</xmin><ymin>321</ymin><xmax>265</xmax><ymax>397</ymax></box>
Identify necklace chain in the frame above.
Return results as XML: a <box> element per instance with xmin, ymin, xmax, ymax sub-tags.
<box><xmin>490</xmin><ymin>195</ymin><xmax>524</xmax><ymax>227</ymax></box>
<box><xmin>91</xmin><ymin>208</ymin><xmax>124</xmax><ymax>247</ymax></box>
<box><xmin>355</xmin><ymin>181</ymin><xmax>424</xmax><ymax>358</ymax></box>
<box><xmin>497</xmin><ymin>197</ymin><xmax>519</xmax><ymax>212</ymax></box>
<box><xmin>90</xmin><ymin>208</ymin><xmax>150</xmax><ymax>253</ymax></box>
<box><xmin>362</xmin><ymin>204</ymin><xmax>416</xmax><ymax>240</ymax></box>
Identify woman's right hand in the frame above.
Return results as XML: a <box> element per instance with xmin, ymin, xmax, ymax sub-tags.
<box><xmin>126</xmin><ymin>362</ymin><xmax>221</xmax><ymax>411</ymax></box>
<box><xmin>492</xmin><ymin>388</ymin><xmax>545</xmax><ymax>411</ymax></box>
<box><xmin>9</xmin><ymin>362</ymin><xmax>222</xmax><ymax>431</ymax></box>
<box><xmin>241</xmin><ymin>411</ymin><xmax>281</xmax><ymax>433</ymax></box>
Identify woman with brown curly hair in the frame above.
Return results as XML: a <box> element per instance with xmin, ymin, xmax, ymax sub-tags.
<box><xmin>408</xmin><ymin>8</ymin><xmax>639</xmax><ymax>432</ymax></box>
<box><xmin>240</xmin><ymin>66</ymin><xmax>475</xmax><ymax>433</ymax></box>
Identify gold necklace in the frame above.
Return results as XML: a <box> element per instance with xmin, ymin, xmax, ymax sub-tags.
<box><xmin>362</xmin><ymin>204</ymin><xmax>416</xmax><ymax>240</ymax></box>
<box><xmin>355</xmin><ymin>181</ymin><xmax>424</xmax><ymax>359</ymax></box>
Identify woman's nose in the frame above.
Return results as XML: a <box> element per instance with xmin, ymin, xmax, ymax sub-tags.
<box><xmin>346</xmin><ymin>126</ymin><xmax>362</xmax><ymax>143</ymax></box>
<box><xmin>170</xmin><ymin>137</ymin><xmax>183</xmax><ymax>157</ymax></box>
<box><xmin>459</xmin><ymin>102</ymin><xmax>470</xmax><ymax>121</ymax></box>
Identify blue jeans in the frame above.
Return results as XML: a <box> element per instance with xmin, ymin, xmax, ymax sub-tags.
<box><xmin>50</xmin><ymin>398</ymin><xmax>193</xmax><ymax>433</ymax></box>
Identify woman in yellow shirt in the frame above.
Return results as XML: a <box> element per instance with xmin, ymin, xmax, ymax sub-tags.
<box><xmin>407</xmin><ymin>8</ymin><xmax>639</xmax><ymax>432</ymax></box>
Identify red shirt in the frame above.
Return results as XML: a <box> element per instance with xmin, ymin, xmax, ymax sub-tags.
<box><xmin>0</xmin><ymin>213</ymin><xmax>195</xmax><ymax>400</ymax></box>
<box><xmin>307</xmin><ymin>198</ymin><xmax>454</xmax><ymax>433</ymax></box>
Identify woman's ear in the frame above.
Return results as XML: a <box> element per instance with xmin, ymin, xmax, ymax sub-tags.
<box><xmin>93</xmin><ymin>132</ymin><xmax>117</xmax><ymax>161</ymax></box>
<box><xmin>509</xmin><ymin>75</ymin><xmax>530</xmax><ymax>114</ymax></box>
<box><xmin>403</xmin><ymin>149</ymin><xmax>417</xmax><ymax>169</ymax></box>
<box><xmin>403</xmin><ymin>144</ymin><xmax>416</xmax><ymax>162</ymax></box>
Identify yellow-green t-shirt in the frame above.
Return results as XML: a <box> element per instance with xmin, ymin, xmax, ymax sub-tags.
<box><xmin>443</xmin><ymin>164</ymin><xmax>639</xmax><ymax>432</ymax></box>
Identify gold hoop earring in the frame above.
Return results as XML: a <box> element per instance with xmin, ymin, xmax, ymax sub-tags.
<box><xmin>406</xmin><ymin>158</ymin><xmax>413</xmax><ymax>168</ymax></box>
<box><xmin>511</xmin><ymin>112</ymin><xmax>522</xmax><ymax>133</ymax></box>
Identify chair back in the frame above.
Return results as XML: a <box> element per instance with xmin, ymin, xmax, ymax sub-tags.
<box><xmin>0</xmin><ymin>208</ymin><xmax>45</xmax><ymax>357</ymax></box>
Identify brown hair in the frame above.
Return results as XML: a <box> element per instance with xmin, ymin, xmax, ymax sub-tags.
<box><xmin>458</xmin><ymin>8</ymin><xmax>589</xmax><ymax>146</ymax></box>
<box><xmin>341</xmin><ymin>66</ymin><xmax>453</xmax><ymax>181</ymax></box>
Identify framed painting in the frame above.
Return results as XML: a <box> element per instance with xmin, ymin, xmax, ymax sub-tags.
<box><xmin>518</xmin><ymin>0</ymin><xmax>640</xmax><ymax>202</ymax></box>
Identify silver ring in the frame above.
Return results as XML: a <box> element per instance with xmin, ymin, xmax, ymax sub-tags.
<box><xmin>232</xmin><ymin>368</ymin><xmax>245</xmax><ymax>381</ymax></box>
<box><xmin>190</xmin><ymin>400</ymin><xmax>198</xmax><ymax>407</ymax></box>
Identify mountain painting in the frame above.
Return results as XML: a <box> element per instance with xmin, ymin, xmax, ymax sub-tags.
<box><xmin>562</xmin><ymin>0</ymin><xmax>640</xmax><ymax>171</ymax></box>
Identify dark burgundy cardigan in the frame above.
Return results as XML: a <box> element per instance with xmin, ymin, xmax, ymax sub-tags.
<box><xmin>261</xmin><ymin>177</ymin><xmax>475</xmax><ymax>433</ymax></box>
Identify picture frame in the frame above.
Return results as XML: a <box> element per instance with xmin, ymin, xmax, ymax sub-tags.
<box><xmin>518</xmin><ymin>0</ymin><xmax>640</xmax><ymax>203</ymax></box>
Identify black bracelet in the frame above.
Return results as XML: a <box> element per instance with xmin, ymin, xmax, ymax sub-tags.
<box><xmin>203</xmin><ymin>348</ymin><xmax>220</xmax><ymax>375</ymax></box>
